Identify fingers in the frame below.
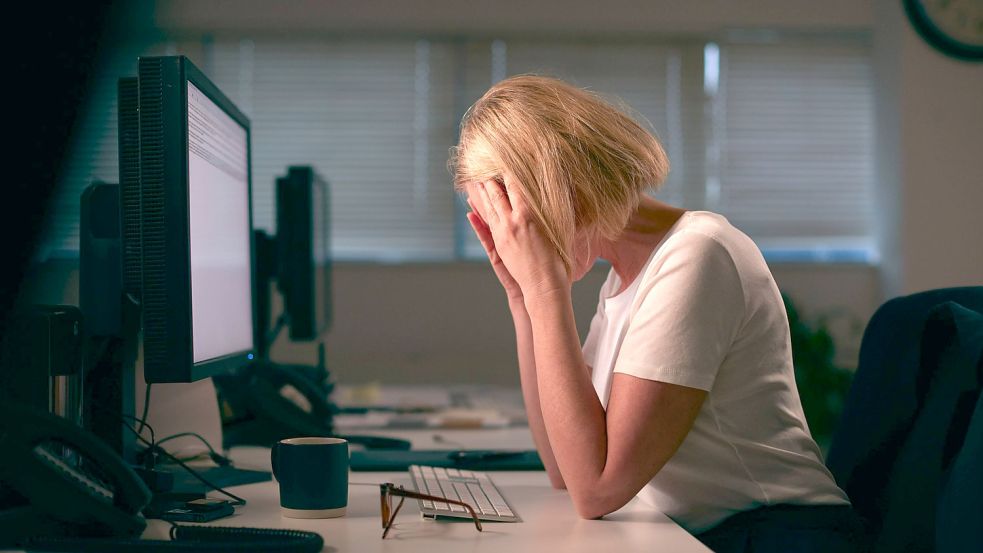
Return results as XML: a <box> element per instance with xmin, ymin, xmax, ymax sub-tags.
<box><xmin>500</xmin><ymin>175</ymin><xmax>526</xmax><ymax>215</ymax></box>
<box><xmin>469</xmin><ymin>185</ymin><xmax>496</xmax><ymax>227</ymax></box>
<box><xmin>466</xmin><ymin>197</ymin><xmax>487</xmax><ymax>227</ymax></box>
<box><xmin>479</xmin><ymin>179</ymin><xmax>512</xmax><ymax>223</ymax></box>
<box><xmin>466</xmin><ymin>211</ymin><xmax>496</xmax><ymax>257</ymax></box>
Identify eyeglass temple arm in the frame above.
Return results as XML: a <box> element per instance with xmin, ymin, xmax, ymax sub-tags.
<box><xmin>391</xmin><ymin>488</ymin><xmax>483</xmax><ymax>531</ymax></box>
<box><xmin>382</xmin><ymin>496</ymin><xmax>407</xmax><ymax>539</ymax></box>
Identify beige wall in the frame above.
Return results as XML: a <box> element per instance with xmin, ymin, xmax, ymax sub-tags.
<box><xmin>25</xmin><ymin>259</ymin><xmax>880</xmax><ymax>387</ymax></box>
<box><xmin>152</xmin><ymin>0</ymin><xmax>871</xmax><ymax>35</ymax></box>
<box><xmin>270</xmin><ymin>262</ymin><xmax>880</xmax><ymax>386</ymax></box>
<box><xmin>872</xmin><ymin>0</ymin><xmax>983</xmax><ymax>297</ymax></box>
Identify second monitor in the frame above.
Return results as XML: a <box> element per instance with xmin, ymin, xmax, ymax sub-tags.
<box><xmin>276</xmin><ymin>166</ymin><xmax>332</xmax><ymax>341</ymax></box>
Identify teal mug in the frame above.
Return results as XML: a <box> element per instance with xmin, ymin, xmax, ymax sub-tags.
<box><xmin>272</xmin><ymin>437</ymin><xmax>349</xmax><ymax>518</ymax></box>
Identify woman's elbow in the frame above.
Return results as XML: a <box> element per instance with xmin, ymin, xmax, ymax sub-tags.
<box><xmin>570</xmin><ymin>490</ymin><xmax>623</xmax><ymax>520</ymax></box>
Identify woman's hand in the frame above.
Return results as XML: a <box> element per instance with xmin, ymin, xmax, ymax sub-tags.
<box><xmin>469</xmin><ymin>179</ymin><xmax>570</xmax><ymax>305</ymax></box>
<box><xmin>466</xmin><ymin>198</ymin><xmax>524</xmax><ymax>303</ymax></box>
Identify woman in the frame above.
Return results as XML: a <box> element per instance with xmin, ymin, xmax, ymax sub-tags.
<box><xmin>451</xmin><ymin>76</ymin><xmax>865</xmax><ymax>552</ymax></box>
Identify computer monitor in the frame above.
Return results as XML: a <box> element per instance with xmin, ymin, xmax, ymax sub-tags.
<box><xmin>127</xmin><ymin>56</ymin><xmax>256</xmax><ymax>383</ymax></box>
<box><xmin>276</xmin><ymin>166</ymin><xmax>332</xmax><ymax>341</ymax></box>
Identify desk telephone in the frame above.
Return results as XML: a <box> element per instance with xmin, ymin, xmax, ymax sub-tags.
<box><xmin>219</xmin><ymin>360</ymin><xmax>411</xmax><ymax>451</ymax></box>
<box><xmin>0</xmin><ymin>403</ymin><xmax>323</xmax><ymax>552</ymax></box>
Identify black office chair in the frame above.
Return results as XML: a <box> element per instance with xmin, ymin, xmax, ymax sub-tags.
<box><xmin>825</xmin><ymin>287</ymin><xmax>983</xmax><ymax>552</ymax></box>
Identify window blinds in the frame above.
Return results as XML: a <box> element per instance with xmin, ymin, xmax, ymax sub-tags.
<box><xmin>42</xmin><ymin>34</ymin><xmax>874</xmax><ymax>263</ymax></box>
<box><xmin>713</xmin><ymin>37</ymin><xmax>874</xmax><ymax>255</ymax></box>
<box><xmin>207</xmin><ymin>38</ymin><xmax>458</xmax><ymax>260</ymax></box>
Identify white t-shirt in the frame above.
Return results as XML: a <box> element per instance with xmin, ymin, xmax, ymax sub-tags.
<box><xmin>581</xmin><ymin>210</ymin><xmax>848</xmax><ymax>533</ymax></box>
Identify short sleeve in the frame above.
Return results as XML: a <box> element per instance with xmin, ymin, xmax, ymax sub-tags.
<box><xmin>613</xmin><ymin>232</ymin><xmax>746</xmax><ymax>391</ymax></box>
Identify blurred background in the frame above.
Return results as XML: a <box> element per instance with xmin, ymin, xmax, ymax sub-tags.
<box><xmin>20</xmin><ymin>0</ymin><xmax>982</xmax><ymax>401</ymax></box>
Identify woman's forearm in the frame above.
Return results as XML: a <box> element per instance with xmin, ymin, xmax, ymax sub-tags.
<box><xmin>510</xmin><ymin>298</ymin><xmax>566</xmax><ymax>489</ymax></box>
<box><xmin>524</xmin><ymin>291</ymin><xmax>609</xmax><ymax>510</ymax></box>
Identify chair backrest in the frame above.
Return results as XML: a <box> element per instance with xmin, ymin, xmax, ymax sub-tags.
<box><xmin>936</xmin><ymin>382</ymin><xmax>983</xmax><ymax>552</ymax></box>
<box><xmin>825</xmin><ymin>287</ymin><xmax>983</xmax><ymax>550</ymax></box>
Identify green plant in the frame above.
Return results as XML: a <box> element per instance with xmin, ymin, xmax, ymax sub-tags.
<box><xmin>782</xmin><ymin>293</ymin><xmax>855</xmax><ymax>447</ymax></box>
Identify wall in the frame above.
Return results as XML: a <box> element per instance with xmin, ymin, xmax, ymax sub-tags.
<box><xmin>268</xmin><ymin>262</ymin><xmax>880</xmax><ymax>386</ymax></box>
<box><xmin>873</xmin><ymin>0</ymin><xmax>983</xmax><ymax>297</ymax></box>
<box><xmin>24</xmin><ymin>259</ymin><xmax>881</xmax><ymax>388</ymax></box>
<box><xmin>153</xmin><ymin>0</ymin><xmax>872</xmax><ymax>35</ymax></box>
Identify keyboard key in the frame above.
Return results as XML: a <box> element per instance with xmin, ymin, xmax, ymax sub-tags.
<box><xmin>454</xmin><ymin>482</ymin><xmax>475</xmax><ymax>506</ymax></box>
<box><xmin>410</xmin><ymin>465</ymin><xmax>518</xmax><ymax>521</ymax></box>
<box><xmin>437</xmin><ymin>479</ymin><xmax>465</xmax><ymax>512</ymax></box>
<box><xmin>467</xmin><ymin>483</ymin><xmax>497</xmax><ymax>515</ymax></box>
<box><xmin>424</xmin><ymin>478</ymin><xmax>441</xmax><ymax>496</ymax></box>
<box><xmin>495</xmin><ymin>505</ymin><xmax>514</xmax><ymax>517</ymax></box>
<box><xmin>432</xmin><ymin>500</ymin><xmax>451</xmax><ymax>511</ymax></box>
<box><xmin>483</xmin><ymin>485</ymin><xmax>510</xmax><ymax>510</ymax></box>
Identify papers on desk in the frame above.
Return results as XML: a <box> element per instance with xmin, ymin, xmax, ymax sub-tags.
<box><xmin>334</xmin><ymin>408</ymin><xmax>512</xmax><ymax>429</ymax></box>
<box><xmin>332</xmin><ymin>384</ymin><xmax>529</xmax><ymax>429</ymax></box>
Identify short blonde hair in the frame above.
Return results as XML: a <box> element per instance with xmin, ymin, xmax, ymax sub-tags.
<box><xmin>450</xmin><ymin>75</ymin><xmax>669</xmax><ymax>275</ymax></box>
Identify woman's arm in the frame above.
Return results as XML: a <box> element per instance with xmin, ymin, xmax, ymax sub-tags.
<box><xmin>525</xmin><ymin>291</ymin><xmax>705</xmax><ymax>518</ymax></box>
<box><xmin>510</xmin><ymin>297</ymin><xmax>566</xmax><ymax>489</ymax></box>
<box><xmin>472</xmin><ymin>179</ymin><xmax>706</xmax><ymax>519</ymax></box>
<box><xmin>464</xmin><ymin>202</ymin><xmax>565</xmax><ymax>488</ymax></box>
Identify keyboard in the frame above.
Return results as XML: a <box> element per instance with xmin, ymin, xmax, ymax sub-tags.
<box><xmin>409</xmin><ymin>465</ymin><xmax>521</xmax><ymax>522</ymax></box>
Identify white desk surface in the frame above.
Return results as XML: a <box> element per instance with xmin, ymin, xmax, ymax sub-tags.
<box><xmin>144</xmin><ymin>427</ymin><xmax>710</xmax><ymax>552</ymax></box>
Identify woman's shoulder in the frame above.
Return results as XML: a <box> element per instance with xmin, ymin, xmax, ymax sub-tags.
<box><xmin>647</xmin><ymin>210</ymin><xmax>769</xmax><ymax>286</ymax></box>
<box><xmin>670</xmin><ymin>210</ymin><xmax>737</xmax><ymax>240</ymax></box>
<box><xmin>662</xmin><ymin>211</ymin><xmax>759</xmax><ymax>258</ymax></box>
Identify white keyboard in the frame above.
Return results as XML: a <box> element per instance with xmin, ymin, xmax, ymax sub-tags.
<box><xmin>409</xmin><ymin>465</ymin><xmax>521</xmax><ymax>522</ymax></box>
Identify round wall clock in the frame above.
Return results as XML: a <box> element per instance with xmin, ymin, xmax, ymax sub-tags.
<box><xmin>903</xmin><ymin>0</ymin><xmax>983</xmax><ymax>61</ymax></box>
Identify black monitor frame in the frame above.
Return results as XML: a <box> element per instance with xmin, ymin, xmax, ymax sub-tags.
<box><xmin>276</xmin><ymin>166</ymin><xmax>332</xmax><ymax>341</ymax></box>
<box><xmin>136</xmin><ymin>56</ymin><xmax>256</xmax><ymax>383</ymax></box>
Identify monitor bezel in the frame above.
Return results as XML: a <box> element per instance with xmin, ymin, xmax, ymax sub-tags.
<box><xmin>139</xmin><ymin>55</ymin><xmax>257</xmax><ymax>383</ymax></box>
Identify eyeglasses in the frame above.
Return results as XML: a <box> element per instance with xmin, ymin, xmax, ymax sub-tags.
<box><xmin>379</xmin><ymin>482</ymin><xmax>483</xmax><ymax>539</ymax></box>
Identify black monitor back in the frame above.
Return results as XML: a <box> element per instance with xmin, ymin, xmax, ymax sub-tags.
<box><xmin>276</xmin><ymin>166</ymin><xmax>332</xmax><ymax>341</ymax></box>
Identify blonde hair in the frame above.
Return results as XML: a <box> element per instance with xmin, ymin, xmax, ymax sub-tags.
<box><xmin>450</xmin><ymin>75</ymin><xmax>669</xmax><ymax>275</ymax></box>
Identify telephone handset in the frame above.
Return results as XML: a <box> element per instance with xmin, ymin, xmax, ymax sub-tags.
<box><xmin>0</xmin><ymin>403</ymin><xmax>324</xmax><ymax>552</ymax></box>
<box><xmin>222</xmin><ymin>361</ymin><xmax>412</xmax><ymax>450</ymax></box>
<box><xmin>0</xmin><ymin>401</ymin><xmax>151</xmax><ymax>543</ymax></box>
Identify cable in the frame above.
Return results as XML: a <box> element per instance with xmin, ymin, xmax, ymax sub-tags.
<box><xmin>136</xmin><ymin>383</ymin><xmax>152</xmax><ymax>435</ymax></box>
<box><xmin>155</xmin><ymin>432</ymin><xmax>231</xmax><ymax>466</ymax></box>
<box><xmin>104</xmin><ymin>408</ymin><xmax>248</xmax><ymax>507</ymax></box>
<box><xmin>266</xmin><ymin>314</ymin><xmax>287</xmax><ymax>348</ymax></box>
<box><xmin>114</xmin><ymin>412</ymin><xmax>156</xmax><ymax>448</ymax></box>
<box><xmin>30</xmin><ymin>525</ymin><xmax>324</xmax><ymax>553</ymax></box>
<box><xmin>141</xmin><ymin>444</ymin><xmax>247</xmax><ymax>507</ymax></box>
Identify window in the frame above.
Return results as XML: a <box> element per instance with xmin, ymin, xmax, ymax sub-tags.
<box><xmin>42</xmin><ymin>34</ymin><xmax>874</xmax><ymax>263</ymax></box>
<box><xmin>710</xmin><ymin>35</ymin><xmax>875</xmax><ymax>262</ymax></box>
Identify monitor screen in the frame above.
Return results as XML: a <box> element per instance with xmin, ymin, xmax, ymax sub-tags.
<box><xmin>186</xmin><ymin>81</ymin><xmax>254</xmax><ymax>364</ymax></box>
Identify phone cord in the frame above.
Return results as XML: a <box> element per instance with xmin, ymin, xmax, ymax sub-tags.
<box><xmin>25</xmin><ymin>526</ymin><xmax>323</xmax><ymax>553</ymax></box>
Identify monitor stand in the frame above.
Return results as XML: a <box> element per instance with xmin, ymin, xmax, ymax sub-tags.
<box><xmin>166</xmin><ymin>464</ymin><xmax>271</xmax><ymax>494</ymax></box>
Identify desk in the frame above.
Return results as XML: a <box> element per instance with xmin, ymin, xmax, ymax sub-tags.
<box><xmin>143</xmin><ymin>428</ymin><xmax>710</xmax><ymax>552</ymax></box>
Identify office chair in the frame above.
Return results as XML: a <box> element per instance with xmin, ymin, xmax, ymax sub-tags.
<box><xmin>825</xmin><ymin>287</ymin><xmax>983</xmax><ymax>552</ymax></box>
